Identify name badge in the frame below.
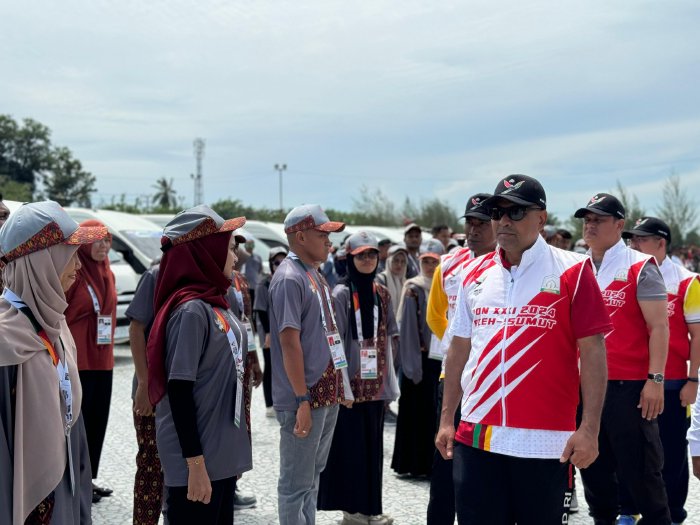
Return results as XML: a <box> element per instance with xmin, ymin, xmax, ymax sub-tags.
<box><xmin>360</xmin><ymin>347</ymin><xmax>378</xmax><ymax>379</ymax></box>
<box><xmin>326</xmin><ymin>331</ymin><xmax>348</xmax><ymax>369</ymax></box>
<box><xmin>243</xmin><ymin>321</ymin><xmax>257</xmax><ymax>352</ymax></box>
<box><xmin>428</xmin><ymin>334</ymin><xmax>445</xmax><ymax>361</ymax></box>
<box><xmin>56</xmin><ymin>361</ymin><xmax>73</xmax><ymax>432</ymax></box>
<box><xmin>96</xmin><ymin>315</ymin><xmax>113</xmax><ymax>345</ymax></box>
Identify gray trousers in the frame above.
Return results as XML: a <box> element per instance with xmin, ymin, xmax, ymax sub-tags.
<box><xmin>277</xmin><ymin>404</ymin><xmax>339</xmax><ymax>525</ymax></box>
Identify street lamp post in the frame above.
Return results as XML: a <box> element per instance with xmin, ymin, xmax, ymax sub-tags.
<box><xmin>274</xmin><ymin>163</ymin><xmax>287</xmax><ymax>211</ymax></box>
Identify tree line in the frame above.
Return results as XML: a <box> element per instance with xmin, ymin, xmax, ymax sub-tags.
<box><xmin>2</xmin><ymin>114</ymin><xmax>698</xmax><ymax>245</ymax></box>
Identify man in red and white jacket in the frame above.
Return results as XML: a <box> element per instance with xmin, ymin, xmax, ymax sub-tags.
<box><xmin>621</xmin><ymin>216</ymin><xmax>700</xmax><ymax>525</ymax></box>
<box><xmin>436</xmin><ymin>175</ymin><xmax>611</xmax><ymax>525</ymax></box>
<box><xmin>575</xmin><ymin>195</ymin><xmax>671</xmax><ymax>525</ymax></box>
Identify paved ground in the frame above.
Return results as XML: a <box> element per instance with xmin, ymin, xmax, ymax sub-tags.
<box><xmin>92</xmin><ymin>347</ymin><xmax>700</xmax><ymax>524</ymax></box>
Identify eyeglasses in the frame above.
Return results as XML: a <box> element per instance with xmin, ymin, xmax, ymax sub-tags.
<box><xmin>490</xmin><ymin>206</ymin><xmax>541</xmax><ymax>222</ymax></box>
<box><xmin>355</xmin><ymin>251</ymin><xmax>379</xmax><ymax>261</ymax></box>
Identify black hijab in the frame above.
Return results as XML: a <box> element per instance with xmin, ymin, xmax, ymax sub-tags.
<box><xmin>345</xmin><ymin>253</ymin><xmax>381</xmax><ymax>340</ymax></box>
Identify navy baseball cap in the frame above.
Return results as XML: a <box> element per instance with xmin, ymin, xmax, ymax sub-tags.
<box><xmin>484</xmin><ymin>175</ymin><xmax>547</xmax><ymax>210</ymax></box>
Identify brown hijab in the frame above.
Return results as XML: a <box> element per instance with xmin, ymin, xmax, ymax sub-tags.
<box><xmin>0</xmin><ymin>244</ymin><xmax>83</xmax><ymax>525</ymax></box>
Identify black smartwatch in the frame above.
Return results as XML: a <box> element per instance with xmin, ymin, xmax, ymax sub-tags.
<box><xmin>647</xmin><ymin>373</ymin><xmax>664</xmax><ymax>384</ymax></box>
<box><xmin>295</xmin><ymin>392</ymin><xmax>312</xmax><ymax>406</ymax></box>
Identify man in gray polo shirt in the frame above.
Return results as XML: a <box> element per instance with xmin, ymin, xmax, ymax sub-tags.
<box><xmin>269</xmin><ymin>204</ymin><xmax>353</xmax><ymax>525</ymax></box>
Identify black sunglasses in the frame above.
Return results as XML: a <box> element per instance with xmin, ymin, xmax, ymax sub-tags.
<box><xmin>355</xmin><ymin>251</ymin><xmax>379</xmax><ymax>261</ymax></box>
<box><xmin>490</xmin><ymin>206</ymin><xmax>541</xmax><ymax>222</ymax></box>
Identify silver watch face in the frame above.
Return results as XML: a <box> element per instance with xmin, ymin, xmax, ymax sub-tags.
<box><xmin>652</xmin><ymin>373</ymin><xmax>664</xmax><ymax>383</ymax></box>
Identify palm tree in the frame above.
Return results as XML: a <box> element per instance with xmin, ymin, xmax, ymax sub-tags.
<box><xmin>152</xmin><ymin>177</ymin><xmax>177</xmax><ymax>209</ymax></box>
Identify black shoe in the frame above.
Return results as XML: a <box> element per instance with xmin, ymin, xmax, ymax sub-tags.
<box><xmin>91</xmin><ymin>491</ymin><xmax>102</xmax><ymax>504</ymax></box>
<box><xmin>384</xmin><ymin>409</ymin><xmax>397</xmax><ymax>425</ymax></box>
<box><xmin>92</xmin><ymin>483</ymin><xmax>113</xmax><ymax>497</ymax></box>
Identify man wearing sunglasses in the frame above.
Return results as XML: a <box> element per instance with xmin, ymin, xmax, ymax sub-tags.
<box><xmin>574</xmin><ymin>195</ymin><xmax>671</xmax><ymax>525</ymax></box>
<box><xmin>426</xmin><ymin>192</ymin><xmax>496</xmax><ymax>525</ymax></box>
<box><xmin>436</xmin><ymin>175</ymin><xmax>611</xmax><ymax>525</ymax></box>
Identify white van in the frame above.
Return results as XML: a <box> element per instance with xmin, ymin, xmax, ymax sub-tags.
<box><xmin>64</xmin><ymin>208</ymin><xmax>164</xmax><ymax>343</ymax></box>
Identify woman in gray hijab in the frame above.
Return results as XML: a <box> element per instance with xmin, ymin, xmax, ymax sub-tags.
<box><xmin>0</xmin><ymin>201</ymin><xmax>105</xmax><ymax>525</ymax></box>
<box><xmin>391</xmin><ymin>241</ymin><xmax>444</xmax><ymax>478</ymax></box>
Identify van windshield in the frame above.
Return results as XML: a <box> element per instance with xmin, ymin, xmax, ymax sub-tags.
<box><xmin>120</xmin><ymin>230</ymin><xmax>163</xmax><ymax>262</ymax></box>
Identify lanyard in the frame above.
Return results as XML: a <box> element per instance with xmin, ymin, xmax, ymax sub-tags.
<box><xmin>291</xmin><ymin>255</ymin><xmax>338</xmax><ymax>332</ymax></box>
<box><xmin>86</xmin><ymin>284</ymin><xmax>101</xmax><ymax>314</ymax></box>
<box><xmin>350</xmin><ymin>283</ymin><xmax>379</xmax><ymax>344</ymax></box>
<box><xmin>212</xmin><ymin>308</ymin><xmax>245</xmax><ymax>376</ymax></box>
<box><xmin>212</xmin><ymin>307</ymin><xmax>245</xmax><ymax>427</ymax></box>
<box><xmin>231</xmin><ymin>275</ymin><xmax>246</xmax><ymax>319</ymax></box>
<box><xmin>2</xmin><ymin>288</ymin><xmax>73</xmax><ymax>432</ymax></box>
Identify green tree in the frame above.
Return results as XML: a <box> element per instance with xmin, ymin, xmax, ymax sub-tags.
<box><xmin>152</xmin><ymin>177</ymin><xmax>178</xmax><ymax>209</ymax></box>
<box><xmin>42</xmin><ymin>146</ymin><xmax>97</xmax><ymax>207</ymax></box>
<box><xmin>0</xmin><ymin>115</ymin><xmax>52</xmax><ymax>192</ymax></box>
<box><xmin>615</xmin><ymin>180</ymin><xmax>645</xmax><ymax>230</ymax></box>
<box><xmin>351</xmin><ymin>185</ymin><xmax>399</xmax><ymax>226</ymax></box>
<box><xmin>0</xmin><ymin>175</ymin><xmax>32</xmax><ymax>201</ymax></box>
<box><xmin>656</xmin><ymin>173</ymin><xmax>697</xmax><ymax>246</ymax></box>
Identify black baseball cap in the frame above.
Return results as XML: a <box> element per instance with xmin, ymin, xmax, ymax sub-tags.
<box><xmin>622</xmin><ymin>216</ymin><xmax>671</xmax><ymax>245</ymax></box>
<box><xmin>574</xmin><ymin>193</ymin><xmax>625</xmax><ymax>220</ymax></box>
<box><xmin>462</xmin><ymin>193</ymin><xmax>492</xmax><ymax>221</ymax></box>
<box><xmin>483</xmin><ymin>175</ymin><xmax>547</xmax><ymax>210</ymax></box>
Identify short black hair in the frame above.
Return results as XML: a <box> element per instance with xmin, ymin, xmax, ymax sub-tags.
<box><xmin>431</xmin><ymin>224</ymin><xmax>450</xmax><ymax>236</ymax></box>
<box><xmin>378</xmin><ymin>238</ymin><xmax>392</xmax><ymax>247</ymax></box>
<box><xmin>557</xmin><ymin>229</ymin><xmax>572</xmax><ymax>239</ymax></box>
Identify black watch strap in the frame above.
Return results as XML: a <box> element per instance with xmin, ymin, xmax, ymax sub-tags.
<box><xmin>687</xmin><ymin>377</ymin><xmax>699</xmax><ymax>383</ymax></box>
<box><xmin>647</xmin><ymin>373</ymin><xmax>664</xmax><ymax>383</ymax></box>
<box><xmin>295</xmin><ymin>392</ymin><xmax>312</xmax><ymax>406</ymax></box>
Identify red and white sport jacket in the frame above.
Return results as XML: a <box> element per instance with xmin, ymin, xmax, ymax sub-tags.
<box><xmin>593</xmin><ymin>240</ymin><xmax>657</xmax><ymax>380</ymax></box>
<box><xmin>660</xmin><ymin>257</ymin><xmax>700</xmax><ymax>379</ymax></box>
<box><xmin>449</xmin><ymin>235</ymin><xmax>611</xmax><ymax>458</ymax></box>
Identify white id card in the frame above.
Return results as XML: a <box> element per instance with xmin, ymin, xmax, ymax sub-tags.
<box><xmin>428</xmin><ymin>334</ymin><xmax>445</xmax><ymax>361</ymax></box>
<box><xmin>360</xmin><ymin>348</ymin><xmax>378</xmax><ymax>379</ymax></box>
<box><xmin>326</xmin><ymin>331</ymin><xmax>348</xmax><ymax>369</ymax></box>
<box><xmin>96</xmin><ymin>315</ymin><xmax>113</xmax><ymax>345</ymax></box>
<box><xmin>234</xmin><ymin>377</ymin><xmax>243</xmax><ymax>428</ymax></box>
<box><xmin>56</xmin><ymin>361</ymin><xmax>73</xmax><ymax>431</ymax></box>
<box><xmin>243</xmin><ymin>322</ymin><xmax>257</xmax><ymax>352</ymax></box>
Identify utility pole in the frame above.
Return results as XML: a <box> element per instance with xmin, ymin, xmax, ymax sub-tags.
<box><xmin>192</xmin><ymin>138</ymin><xmax>205</xmax><ymax>206</ymax></box>
<box><xmin>274</xmin><ymin>163</ymin><xmax>287</xmax><ymax>211</ymax></box>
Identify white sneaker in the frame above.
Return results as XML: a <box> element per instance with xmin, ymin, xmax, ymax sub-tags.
<box><xmin>266</xmin><ymin>407</ymin><xmax>275</xmax><ymax>418</ymax></box>
<box><xmin>369</xmin><ymin>515</ymin><xmax>394</xmax><ymax>524</ymax></box>
<box><xmin>569</xmin><ymin>490</ymin><xmax>579</xmax><ymax>513</ymax></box>
<box><xmin>342</xmin><ymin>512</ymin><xmax>369</xmax><ymax>524</ymax></box>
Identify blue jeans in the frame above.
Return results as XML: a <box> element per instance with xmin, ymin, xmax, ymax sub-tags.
<box><xmin>277</xmin><ymin>404</ymin><xmax>339</xmax><ymax>525</ymax></box>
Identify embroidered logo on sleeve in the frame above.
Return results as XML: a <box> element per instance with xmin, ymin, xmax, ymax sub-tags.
<box><xmin>540</xmin><ymin>275</ymin><xmax>560</xmax><ymax>295</ymax></box>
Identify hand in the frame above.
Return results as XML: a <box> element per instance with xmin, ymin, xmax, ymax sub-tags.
<box><xmin>133</xmin><ymin>381</ymin><xmax>154</xmax><ymax>417</ymax></box>
<box><xmin>560</xmin><ymin>426</ymin><xmax>599</xmax><ymax>469</ymax></box>
<box><xmin>680</xmin><ymin>381</ymin><xmax>698</xmax><ymax>408</ymax></box>
<box><xmin>435</xmin><ymin>422</ymin><xmax>456</xmax><ymax>460</ymax></box>
<box><xmin>264</xmin><ymin>334</ymin><xmax>271</xmax><ymax>348</ymax></box>
<box><xmin>293</xmin><ymin>402</ymin><xmax>312</xmax><ymax>438</ymax></box>
<box><xmin>341</xmin><ymin>399</ymin><xmax>354</xmax><ymax>408</ymax></box>
<box><xmin>186</xmin><ymin>458</ymin><xmax>212</xmax><ymax>504</ymax></box>
<box><xmin>693</xmin><ymin>456</ymin><xmax>700</xmax><ymax>481</ymax></box>
<box><xmin>638</xmin><ymin>381</ymin><xmax>664</xmax><ymax>420</ymax></box>
<box><xmin>252</xmin><ymin>360</ymin><xmax>263</xmax><ymax>388</ymax></box>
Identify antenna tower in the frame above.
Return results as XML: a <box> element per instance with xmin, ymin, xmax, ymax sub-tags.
<box><xmin>192</xmin><ymin>138</ymin><xmax>206</xmax><ymax>206</ymax></box>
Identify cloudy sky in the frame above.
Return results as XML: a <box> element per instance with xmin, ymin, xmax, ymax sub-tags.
<box><xmin>2</xmin><ymin>1</ymin><xmax>700</xmax><ymax>223</ymax></box>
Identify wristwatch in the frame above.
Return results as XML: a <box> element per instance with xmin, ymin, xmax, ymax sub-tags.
<box><xmin>295</xmin><ymin>392</ymin><xmax>312</xmax><ymax>406</ymax></box>
<box><xmin>687</xmin><ymin>377</ymin><xmax>699</xmax><ymax>383</ymax></box>
<box><xmin>647</xmin><ymin>373</ymin><xmax>664</xmax><ymax>384</ymax></box>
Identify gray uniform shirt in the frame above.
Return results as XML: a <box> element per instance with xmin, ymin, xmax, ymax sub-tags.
<box><xmin>125</xmin><ymin>265</ymin><xmax>159</xmax><ymax>399</ymax></box>
<box><xmin>269</xmin><ymin>254</ymin><xmax>338</xmax><ymax>411</ymax></box>
<box><xmin>333</xmin><ymin>284</ymin><xmax>400</xmax><ymax>401</ymax></box>
<box><xmin>243</xmin><ymin>254</ymin><xmax>263</xmax><ymax>288</ymax></box>
<box><xmin>155</xmin><ymin>300</ymin><xmax>252</xmax><ymax>487</ymax></box>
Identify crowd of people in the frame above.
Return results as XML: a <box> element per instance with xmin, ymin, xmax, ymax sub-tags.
<box><xmin>1</xmin><ymin>179</ymin><xmax>700</xmax><ymax>525</ymax></box>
